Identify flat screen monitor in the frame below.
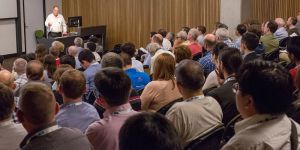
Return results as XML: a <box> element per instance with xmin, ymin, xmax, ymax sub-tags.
<box><xmin>68</xmin><ymin>16</ymin><xmax>82</xmax><ymax>27</ymax></box>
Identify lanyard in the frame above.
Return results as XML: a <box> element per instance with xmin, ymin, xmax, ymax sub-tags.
<box><xmin>186</xmin><ymin>95</ymin><xmax>205</xmax><ymax>102</ymax></box>
<box><xmin>25</xmin><ymin>125</ymin><xmax>61</xmax><ymax>145</ymax></box>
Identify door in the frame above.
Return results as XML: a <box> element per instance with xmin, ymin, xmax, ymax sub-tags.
<box><xmin>24</xmin><ymin>0</ymin><xmax>44</xmax><ymax>53</ymax></box>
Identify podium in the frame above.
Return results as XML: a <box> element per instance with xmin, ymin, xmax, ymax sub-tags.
<box><xmin>37</xmin><ymin>26</ymin><xmax>106</xmax><ymax>52</ymax></box>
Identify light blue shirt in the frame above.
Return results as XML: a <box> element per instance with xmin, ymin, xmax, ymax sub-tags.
<box><xmin>274</xmin><ymin>27</ymin><xmax>288</xmax><ymax>41</ymax></box>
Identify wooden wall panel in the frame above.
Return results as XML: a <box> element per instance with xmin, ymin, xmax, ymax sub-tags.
<box><xmin>62</xmin><ymin>0</ymin><xmax>220</xmax><ymax>49</ymax></box>
<box><xmin>251</xmin><ymin>0</ymin><xmax>300</xmax><ymax>23</ymax></box>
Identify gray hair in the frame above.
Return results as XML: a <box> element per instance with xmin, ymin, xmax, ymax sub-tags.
<box><xmin>215</xmin><ymin>28</ymin><xmax>229</xmax><ymax>41</ymax></box>
<box><xmin>176</xmin><ymin>31</ymin><xmax>188</xmax><ymax>40</ymax></box>
<box><xmin>74</xmin><ymin>37</ymin><xmax>83</xmax><ymax>47</ymax></box>
<box><xmin>188</xmin><ymin>28</ymin><xmax>200</xmax><ymax>41</ymax></box>
<box><xmin>13</xmin><ymin>58</ymin><xmax>27</xmax><ymax>74</ymax></box>
<box><xmin>68</xmin><ymin>46</ymin><xmax>78</xmax><ymax>57</ymax></box>
<box><xmin>101</xmin><ymin>52</ymin><xmax>123</xmax><ymax>69</ymax></box>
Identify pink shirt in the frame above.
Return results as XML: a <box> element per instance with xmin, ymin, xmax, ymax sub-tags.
<box><xmin>85</xmin><ymin>103</ymin><xmax>137</xmax><ymax>150</ymax></box>
<box><xmin>188</xmin><ymin>42</ymin><xmax>202</xmax><ymax>56</ymax></box>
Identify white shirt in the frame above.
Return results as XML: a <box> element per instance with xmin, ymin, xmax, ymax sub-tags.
<box><xmin>131</xmin><ymin>57</ymin><xmax>144</xmax><ymax>72</ymax></box>
<box><xmin>222</xmin><ymin>114</ymin><xmax>300</xmax><ymax>150</ymax></box>
<box><xmin>162</xmin><ymin>38</ymin><xmax>172</xmax><ymax>50</ymax></box>
<box><xmin>45</xmin><ymin>13</ymin><xmax>67</xmax><ymax>33</ymax></box>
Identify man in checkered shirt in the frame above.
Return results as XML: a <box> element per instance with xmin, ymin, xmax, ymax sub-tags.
<box><xmin>216</xmin><ymin>28</ymin><xmax>238</xmax><ymax>49</ymax></box>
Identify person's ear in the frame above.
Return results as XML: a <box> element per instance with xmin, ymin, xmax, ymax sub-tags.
<box><xmin>17</xmin><ymin>110</ymin><xmax>24</xmax><ymax>123</ymax></box>
<box><xmin>54</xmin><ymin>102</ymin><xmax>60</xmax><ymax>115</ymax></box>
<box><xmin>176</xmin><ymin>82</ymin><xmax>183</xmax><ymax>94</ymax></box>
<box><xmin>243</xmin><ymin>95</ymin><xmax>256</xmax><ymax>116</ymax></box>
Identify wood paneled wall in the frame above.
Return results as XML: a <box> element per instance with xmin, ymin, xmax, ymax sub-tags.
<box><xmin>250</xmin><ymin>0</ymin><xmax>300</xmax><ymax>23</ymax></box>
<box><xmin>62</xmin><ymin>0</ymin><xmax>220</xmax><ymax>49</ymax></box>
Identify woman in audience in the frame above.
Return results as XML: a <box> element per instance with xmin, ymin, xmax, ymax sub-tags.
<box><xmin>141</xmin><ymin>53</ymin><xmax>182</xmax><ymax>112</ymax></box>
<box><xmin>43</xmin><ymin>54</ymin><xmax>57</xmax><ymax>85</ymax></box>
<box><xmin>173</xmin><ymin>45</ymin><xmax>192</xmax><ymax>65</ymax></box>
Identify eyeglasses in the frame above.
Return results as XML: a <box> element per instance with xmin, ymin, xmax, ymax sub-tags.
<box><xmin>232</xmin><ymin>83</ymin><xmax>239</xmax><ymax>94</ymax></box>
<box><xmin>175</xmin><ymin>36</ymin><xmax>181</xmax><ymax>39</ymax></box>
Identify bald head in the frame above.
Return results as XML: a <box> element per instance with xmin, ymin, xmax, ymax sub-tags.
<box><xmin>26</xmin><ymin>60</ymin><xmax>44</xmax><ymax>81</ymax></box>
<box><xmin>0</xmin><ymin>70</ymin><xmax>15</xmax><ymax>89</ymax></box>
<box><xmin>68</xmin><ymin>46</ymin><xmax>78</xmax><ymax>57</ymax></box>
<box><xmin>204</xmin><ymin>34</ymin><xmax>217</xmax><ymax>50</ymax></box>
<box><xmin>275</xmin><ymin>18</ymin><xmax>286</xmax><ymax>27</ymax></box>
<box><xmin>152</xmin><ymin>34</ymin><xmax>164</xmax><ymax>46</ymax></box>
<box><xmin>13</xmin><ymin>58</ymin><xmax>27</xmax><ymax>75</ymax></box>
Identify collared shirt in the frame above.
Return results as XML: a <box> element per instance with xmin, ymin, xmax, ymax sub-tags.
<box><xmin>260</xmin><ymin>33</ymin><xmax>279</xmax><ymax>53</ymax></box>
<box><xmin>166</xmin><ymin>95</ymin><xmax>223</xmax><ymax>146</ymax></box>
<box><xmin>125</xmin><ymin>68</ymin><xmax>150</xmax><ymax>91</ymax></box>
<box><xmin>224</xmin><ymin>39</ymin><xmax>238</xmax><ymax>48</ymax></box>
<box><xmin>188</xmin><ymin>42</ymin><xmax>203</xmax><ymax>56</ymax></box>
<box><xmin>14</xmin><ymin>73</ymin><xmax>28</xmax><ymax>92</ymax></box>
<box><xmin>84</xmin><ymin>62</ymin><xmax>101</xmax><ymax>93</ymax></box>
<box><xmin>222</xmin><ymin>114</ymin><xmax>300</xmax><ymax>150</ymax></box>
<box><xmin>56</xmin><ymin>101</ymin><xmax>100</xmax><ymax>133</ymax></box>
<box><xmin>274</xmin><ymin>27</ymin><xmax>288</xmax><ymax>41</ymax></box>
<box><xmin>0</xmin><ymin>119</ymin><xmax>26</xmax><ymax>150</ymax></box>
<box><xmin>163</xmin><ymin>38</ymin><xmax>172</xmax><ymax>50</ymax></box>
<box><xmin>45</xmin><ymin>13</ymin><xmax>67</xmax><ymax>33</ymax></box>
<box><xmin>199</xmin><ymin>51</ymin><xmax>215</xmax><ymax>76</ymax></box>
<box><xmin>86</xmin><ymin>103</ymin><xmax>137</xmax><ymax>150</ymax></box>
<box><xmin>131</xmin><ymin>57</ymin><xmax>144</xmax><ymax>72</ymax></box>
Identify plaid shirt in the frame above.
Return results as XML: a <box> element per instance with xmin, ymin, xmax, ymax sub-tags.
<box><xmin>199</xmin><ymin>52</ymin><xmax>215</xmax><ymax>76</ymax></box>
<box><xmin>14</xmin><ymin>73</ymin><xmax>28</xmax><ymax>92</ymax></box>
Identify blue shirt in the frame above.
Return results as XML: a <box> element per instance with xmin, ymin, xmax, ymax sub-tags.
<box><xmin>84</xmin><ymin>62</ymin><xmax>101</xmax><ymax>94</ymax></box>
<box><xmin>56</xmin><ymin>101</ymin><xmax>100</xmax><ymax>133</ymax></box>
<box><xmin>274</xmin><ymin>27</ymin><xmax>288</xmax><ymax>41</ymax></box>
<box><xmin>125</xmin><ymin>68</ymin><xmax>150</xmax><ymax>91</ymax></box>
<box><xmin>199</xmin><ymin>52</ymin><xmax>215</xmax><ymax>76</ymax></box>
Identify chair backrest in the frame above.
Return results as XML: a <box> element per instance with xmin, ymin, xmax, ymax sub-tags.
<box><xmin>220</xmin><ymin>114</ymin><xmax>242</xmax><ymax>147</ymax></box>
<box><xmin>184</xmin><ymin>124</ymin><xmax>225</xmax><ymax>150</ymax></box>
<box><xmin>157</xmin><ymin>98</ymin><xmax>183</xmax><ymax>115</ymax></box>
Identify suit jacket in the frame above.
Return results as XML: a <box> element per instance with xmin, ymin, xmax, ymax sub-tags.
<box><xmin>243</xmin><ymin>52</ymin><xmax>261</xmax><ymax>64</ymax></box>
<box><xmin>207</xmin><ymin>80</ymin><xmax>239</xmax><ymax>126</ymax></box>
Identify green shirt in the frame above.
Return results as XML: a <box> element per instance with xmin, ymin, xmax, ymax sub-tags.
<box><xmin>260</xmin><ymin>34</ymin><xmax>279</xmax><ymax>53</ymax></box>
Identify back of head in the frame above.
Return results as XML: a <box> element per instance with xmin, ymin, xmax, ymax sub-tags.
<box><xmin>51</xmin><ymin>41</ymin><xmax>65</xmax><ymax>54</ymax></box>
<box><xmin>241</xmin><ymin>32</ymin><xmax>259</xmax><ymax>50</ymax></box>
<box><xmin>0</xmin><ymin>83</ymin><xmax>14</xmax><ymax>121</ymax></box>
<box><xmin>121</xmin><ymin>42</ymin><xmax>136</xmax><ymax>58</ymax></box>
<box><xmin>204</xmin><ymin>34</ymin><xmax>217</xmax><ymax>48</ymax></box>
<box><xmin>44</xmin><ymin>55</ymin><xmax>56</xmax><ymax>78</ymax></box>
<box><xmin>173</xmin><ymin>45</ymin><xmax>192</xmax><ymax>63</ymax></box>
<box><xmin>60</xmin><ymin>69</ymin><xmax>86</xmax><ymax>99</ymax></box>
<box><xmin>0</xmin><ymin>70</ymin><xmax>15</xmax><ymax>88</ymax></box>
<box><xmin>289</xmin><ymin>17</ymin><xmax>298</xmax><ymax>26</ymax></box>
<box><xmin>88</xmin><ymin>35</ymin><xmax>99</xmax><ymax>43</ymax></box>
<box><xmin>121</xmin><ymin>53</ymin><xmax>133</xmax><ymax>67</ymax></box>
<box><xmin>236</xmin><ymin>24</ymin><xmax>247</xmax><ymax>35</ymax></box>
<box><xmin>147</xmin><ymin>43</ymin><xmax>161</xmax><ymax>56</ymax></box>
<box><xmin>176</xmin><ymin>31</ymin><xmax>188</xmax><ymax>41</ymax></box>
<box><xmin>60</xmin><ymin>55</ymin><xmax>76</xmax><ymax>68</ymax></box>
<box><xmin>87</xmin><ymin>42</ymin><xmax>97</xmax><ymax>52</ymax></box>
<box><xmin>153</xmin><ymin>53</ymin><xmax>176</xmax><ymax>81</ymax></box>
<box><xmin>74</xmin><ymin>37</ymin><xmax>83</xmax><ymax>47</ymax></box>
<box><xmin>26</xmin><ymin>60</ymin><xmax>44</xmax><ymax>81</ymax></box>
<box><xmin>152</xmin><ymin>34</ymin><xmax>163</xmax><ymax>46</ymax></box>
<box><xmin>94</xmin><ymin>67</ymin><xmax>131</xmax><ymax>106</ymax></box>
<box><xmin>247</xmin><ymin>25</ymin><xmax>263</xmax><ymax>38</ymax></box>
<box><xmin>212</xmin><ymin>42</ymin><xmax>228</xmax><ymax>57</ymax></box>
<box><xmin>68</xmin><ymin>46</ymin><xmax>78</xmax><ymax>56</ymax></box>
<box><xmin>216</xmin><ymin>28</ymin><xmax>229</xmax><ymax>40</ymax></box>
<box><xmin>13</xmin><ymin>58</ymin><xmax>27</xmax><ymax>74</ymax></box>
<box><xmin>287</xmin><ymin>36</ymin><xmax>300</xmax><ymax>61</ymax></box>
<box><xmin>78</xmin><ymin>49</ymin><xmax>95</xmax><ymax>63</ymax></box>
<box><xmin>238</xmin><ymin>60</ymin><xmax>293</xmax><ymax>114</ymax></box>
<box><xmin>158</xmin><ymin>29</ymin><xmax>168</xmax><ymax>38</ymax></box>
<box><xmin>35</xmin><ymin>44</ymin><xmax>47</xmax><ymax>62</ymax></box>
<box><xmin>101</xmin><ymin>52</ymin><xmax>123</xmax><ymax>69</ymax></box>
<box><xmin>188</xmin><ymin>28</ymin><xmax>200</xmax><ymax>41</ymax></box>
<box><xmin>267</xmin><ymin>20</ymin><xmax>278</xmax><ymax>33</ymax></box>
<box><xmin>218</xmin><ymin>48</ymin><xmax>242</xmax><ymax>75</ymax></box>
<box><xmin>175</xmin><ymin>60</ymin><xmax>205</xmax><ymax>91</ymax></box>
<box><xmin>119</xmin><ymin>112</ymin><xmax>182</xmax><ymax>150</ymax></box>
<box><xmin>52</xmin><ymin>64</ymin><xmax>73</xmax><ymax>83</ymax></box>
<box><xmin>182</xmin><ymin>26</ymin><xmax>190</xmax><ymax>34</ymax></box>
<box><xmin>197</xmin><ymin>25</ymin><xmax>207</xmax><ymax>34</ymax></box>
<box><xmin>19</xmin><ymin>82</ymin><xmax>56</xmax><ymax>125</ymax></box>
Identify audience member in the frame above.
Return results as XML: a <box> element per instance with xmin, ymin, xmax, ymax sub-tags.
<box><xmin>222</xmin><ymin>61</ymin><xmax>300</xmax><ymax>149</ymax></box>
<box><xmin>207</xmin><ymin>48</ymin><xmax>242</xmax><ymax>125</ymax></box>
<box><xmin>151</xmin><ymin>34</ymin><xmax>164</xmax><ymax>48</ymax></box>
<box><xmin>120</xmin><ymin>42</ymin><xmax>144</xmax><ymax>72</ymax></box>
<box><xmin>143</xmin><ymin>43</ymin><xmax>160</xmax><ymax>66</ymax></box>
<box><xmin>182</xmin><ymin>26</ymin><xmax>190</xmax><ymax>34</ymax></box>
<box><xmin>43</xmin><ymin>55</ymin><xmax>56</xmax><ymax>86</ymax></box>
<box><xmin>141</xmin><ymin>53</ymin><xmax>182</xmax><ymax>112</ymax></box>
<box><xmin>119</xmin><ymin>112</ymin><xmax>182</xmax><ymax>150</ymax></box>
<box><xmin>74</xmin><ymin>37</ymin><xmax>84</xmax><ymax>53</ymax></box>
<box><xmin>17</xmin><ymin>82</ymin><xmax>93</xmax><ymax>149</ymax></box>
<box><xmin>68</xmin><ymin>45</ymin><xmax>81</xmax><ymax>69</ymax></box>
<box><xmin>196</xmin><ymin>25</ymin><xmax>207</xmax><ymax>46</ymax></box>
<box><xmin>287</xmin><ymin>17</ymin><xmax>300</xmax><ymax>36</ymax></box>
<box><xmin>51</xmin><ymin>41</ymin><xmax>65</xmax><ymax>60</ymax></box>
<box><xmin>0</xmin><ymin>55</ymin><xmax>4</xmax><ymax>70</ymax></box>
<box><xmin>235</xmin><ymin>24</ymin><xmax>247</xmax><ymax>48</ymax></box>
<box><xmin>166</xmin><ymin>60</ymin><xmax>223</xmax><ymax>146</ymax></box>
<box><xmin>173</xmin><ymin>45</ymin><xmax>192</xmax><ymax>64</ymax></box>
<box><xmin>150</xmin><ymin>48</ymin><xmax>175</xmax><ymax>74</ymax></box>
<box><xmin>296</xmin><ymin>12</ymin><xmax>300</xmax><ymax>33</ymax></box>
<box><xmin>240</xmin><ymin>32</ymin><xmax>261</xmax><ymax>63</ymax></box>
<box><xmin>166</xmin><ymin>32</ymin><xmax>175</xmax><ymax>47</ymax></box>
<box><xmin>187</xmin><ymin>28</ymin><xmax>203</xmax><ymax>56</ymax></box>
<box><xmin>0</xmin><ymin>70</ymin><xmax>16</xmax><ymax>89</ymax></box>
<box><xmin>60</xmin><ymin>55</ymin><xmax>76</xmax><ymax>69</ymax></box>
<box><xmin>121</xmin><ymin>53</ymin><xmax>150</xmax><ymax>91</ymax></box>
<box><xmin>26</xmin><ymin>60</ymin><xmax>49</xmax><ymax>88</ymax></box>
<box><xmin>287</xmin><ymin>36</ymin><xmax>300</xmax><ymax>83</ymax></box>
<box><xmin>247</xmin><ymin>26</ymin><xmax>266</xmax><ymax>54</ymax></box>
<box><xmin>216</xmin><ymin>28</ymin><xmax>238</xmax><ymax>48</ymax></box>
<box><xmin>87</xmin><ymin>42</ymin><xmax>101</xmax><ymax>62</ymax></box>
<box><xmin>199</xmin><ymin>34</ymin><xmax>217</xmax><ymax>76</ymax></box>
<box><xmin>260</xmin><ymin>20</ymin><xmax>279</xmax><ymax>53</ymax></box>
<box><xmin>86</xmin><ymin>67</ymin><xmax>137</xmax><ymax>150</ymax></box>
<box><xmin>88</xmin><ymin>35</ymin><xmax>103</xmax><ymax>53</ymax></box>
<box><xmin>35</xmin><ymin>44</ymin><xmax>47</xmax><ymax>63</ymax></box>
<box><xmin>158</xmin><ymin>29</ymin><xmax>172</xmax><ymax>50</ymax></box>
<box><xmin>0</xmin><ymin>83</ymin><xmax>26</xmax><ymax>150</ymax></box>
<box><xmin>274</xmin><ymin>18</ymin><xmax>288</xmax><ymax>41</ymax></box>
<box><xmin>56</xmin><ymin>69</ymin><xmax>99</xmax><ymax>132</ymax></box>
<box><xmin>173</xmin><ymin>31</ymin><xmax>188</xmax><ymax>48</ymax></box>
<box><xmin>13</xmin><ymin>58</ymin><xmax>28</xmax><ymax>92</ymax></box>
<box><xmin>101</xmin><ymin>52</ymin><xmax>123</xmax><ymax>69</ymax></box>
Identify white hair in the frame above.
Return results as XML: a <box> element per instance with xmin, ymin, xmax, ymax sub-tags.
<box><xmin>74</xmin><ymin>37</ymin><xmax>83</xmax><ymax>47</ymax></box>
<box><xmin>215</xmin><ymin>28</ymin><xmax>229</xmax><ymax>40</ymax></box>
<box><xmin>176</xmin><ymin>31</ymin><xmax>188</xmax><ymax>40</ymax></box>
<box><xmin>188</xmin><ymin>28</ymin><xmax>200</xmax><ymax>41</ymax></box>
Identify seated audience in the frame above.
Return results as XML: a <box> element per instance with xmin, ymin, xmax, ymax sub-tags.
<box><xmin>56</xmin><ymin>69</ymin><xmax>99</xmax><ymax>132</ymax></box>
<box><xmin>187</xmin><ymin>28</ymin><xmax>203</xmax><ymax>56</ymax></box>
<box><xmin>196</xmin><ymin>25</ymin><xmax>207</xmax><ymax>46</ymax></box>
<box><xmin>13</xmin><ymin>58</ymin><xmax>28</xmax><ymax>92</ymax></box>
<box><xmin>119</xmin><ymin>112</ymin><xmax>182</xmax><ymax>150</ymax></box>
<box><xmin>158</xmin><ymin>29</ymin><xmax>172</xmax><ymax>50</ymax></box>
<box><xmin>43</xmin><ymin>55</ymin><xmax>56</xmax><ymax>85</ymax></box>
<box><xmin>51</xmin><ymin>41</ymin><xmax>65</xmax><ymax>65</ymax></box>
<box><xmin>26</xmin><ymin>60</ymin><xmax>50</xmax><ymax>88</ymax></box>
<box><xmin>182</xmin><ymin>26</ymin><xmax>190</xmax><ymax>34</ymax></box>
<box><xmin>296</xmin><ymin>12</ymin><xmax>300</xmax><ymax>33</ymax></box>
<box><xmin>274</xmin><ymin>18</ymin><xmax>288</xmax><ymax>41</ymax></box>
<box><xmin>86</xmin><ymin>67</ymin><xmax>137</xmax><ymax>150</ymax></box>
<box><xmin>0</xmin><ymin>83</ymin><xmax>26</xmax><ymax>150</ymax></box>
<box><xmin>199</xmin><ymin>34</ymin><xmax>217</xmax><ymax>76</ymax></box>
<box><xmin>120</xmin><ymin>42</ymin><xmax>144</xmax><ymax>72</ymax></box>
<box><xmin>143</xmin><ymin>43</ymin><xmax>160</xmax><ymax>67</ymax></box>
<box><xmin>35</xmin><ymin>44</ymin><xmax>47</xmax><ymax>63</ymax></box>
<box><xmin>287</xmin><ymin>36</ymin><xmax>300</xmax><ymax>84</ymax></box>
<box><xmin>216</xmin><ymin>28</ymin><xmax>238</xmax><ymax>48</ymax></box>
<box><xmin>173</xmin><ymin>45</ymin><xmax>192</xmax><ymax>64</ymax></box>
<box><xmin>240</xmin><ymin>32</ymin><xmax>261</xmax><ymax>64</ymax></box>
<box><xmin>235</xmin><ymin>24</ymin><xmax>247</xmax><ymax>48</ymax></box>
<box><xmin>141</xmin><ymin>53</ymin><xmax>182</xmax><ymax>112</ymax></box>
<box><xmin>260</xmin><ymin>20</ymin><xmax>279</xmax><ymax>53</ymax></box>
<box><xmin>87</xmin><ymin>42</ymin><xmax>101</xmax><ymax>62</ymax></box>
<box><xmin>101</xmin><ymin>52</ymin><xmax>123</xmax><ymax>69</ymax></box>
<box><xmin>287</xmin><ymin>17</ymin><xmax>300</xmax><ymax>36</ymax></box>
<box><xmin>68</xmin><ymin>45</ymin><xmax>81</xmax><ymax>69</ymax></box>
<box><xmin>74</xmin><ymin>37</ymin><xmax>84</xmax><ymax>54</ymax></box>
<box><xmin>78</xmin><ymin>49</ymin><xmax>101</xmax><ymax>103</ymax></box>
<box><xmin>88</xmin><ymin>35</ymin><xmax>104</xmax><ymax>54</ymax></box>
<box><xmin>17</xmin><ymin>82</ymin><xmax>92</xmax><ymax>149</ymax></box>
<box><xmin>222</xmin><ymin>61</ymin><xmax>300</xmax><ymax>149</ymax></box>
<box><xmin>0</xmin><ymin>70</ymin><xmax>16</xmax><ymax>89</ymax></box>
<box><xmin>166</xmin><ymin>60</ymin><xmax>223</xmax><ymax>146</ymax></box>
<box><xmin>173</xmin><ymin>31</ymin><xmax>188</xmax><ymax>48</ymax></box>
<box><xmin>121</xmin><ymin>53</ymin><xmax>150</xmax><ymax>91</ymax></box>
<box><xmin>151</xmin><ymin>34</ymin><xmax>164</xmax><ymax>48</ymax></box>
<box><xmin>247</xmin><ymin>26</ymin><xmax>265</xmax><ymax>54</ymax></box>
<box><xmin>150</xmin><ymin>48</ymin><xmax>175</xmax><ymax>74</ymax></box>
<box><xmin>207</xmin><ymin>48</ymin><xmax>242</xmax><ymax>125</ymax></box>
<box><xmin>60</xmin><ymin>54</ymin><xmax>76</xmax><ymax>69</ymax></box>
<box><xmin>166</xmin><ymin>32</ymin><xmax>175</xmax><ymax>47</ymax></box>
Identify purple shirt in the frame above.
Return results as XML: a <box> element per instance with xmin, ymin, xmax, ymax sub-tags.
<box><xmin>85</xmin><ymin>103</ymin><xmax>137</xmax><ymax>150</ymax></box>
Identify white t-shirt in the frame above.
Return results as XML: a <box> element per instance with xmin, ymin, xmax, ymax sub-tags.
<box><xmin>45</xmin><ymin>13</ymin><xmax>67</xmax><ymax>33</ymax></box>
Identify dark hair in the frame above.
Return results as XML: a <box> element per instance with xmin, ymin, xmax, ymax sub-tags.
<box><xmin>219</xmin><ymin>48</ymin><xmax>242</xmax><ymax>74</ymax></box>
<box><xmin>290</xmin><ymin>17</ymin><xmax>298</xmax><ymax>26</ymax></box>
<box><xmin>87</xmin><ymin>42</ymin><xmax>97</xmax><ymax>52</ymax></box>
<box><xmin>119</xmin><ymin>112</ymin><xmax>182</xmax><ymax>150</ymax></box>
<box><xmin>182</xmin><ymin>27</ymin><xmax>190</xmax><ymax>34</ymax></box>
<box><xmin>60</xmin><ymin>55</ymin><xmax>76</xmax><ymax>68</ymax></box>
<box><xmin>236</xmin><ymin>24</ymin><xmax>247</xmax><ymax>35</ymax></box>
<box><xmin>44</xmin><ymin>55</ymin><xmax>57</xmax><ymax>79</ymax></box>
<box><xmin>112</xmin><ymin>44</ymin><xmax>122</xmax><ymax>54</ymax></box>
<box><xmin>101</xmin><ymin>52</ymin><xmax>123</xmax><ymax>69</ymax></box>
<box><xmin>150</xmin><ymin>32</ymin><xmax>157</xmax><ymax>38</ymax></box>
<box><xmin>88</xmin><ymin>35</ymin><xmax>99</xmax><ymax>43</ymax></box>
<box><xmin>247</xmin><ymin>25</ymin><xmax>263</xmax><ymax>38</ymax></box>
<box><xmin>121</xmin><ymin>53</ymin><xmax>132</xmax><ymax>66</ymax></box>
<box><xmin>26</xmin><ymin>53</ymin><xmax>36</xmax><ymax>61</ymax></box>
<box><xmin>238</xmin><ymin>60</ymin><xmax>294</xmax><ymax>114</ymax></box>
<box><xmin>94</xmin><ymin>67</ymin><xmax>131</xmax><ymax>106</ymax></box>
<box><xmin>78</xmin><ymin>49</ymin><xmax>95</xmax><ymax>63</ymax></box>
<box><xmin>241</xmin><ymin>32</ymin><xmax>259</xmax><ymax>50</ymax></box>
<box><xmin>35</xmin><ymin>44</ymin><xmax>47</xmax><ymax>62</ymax></box>
<box><xmin>0</xmin><ymin>83</ymin><xmax>14</xmax><ymax>120</ymax></box>
<box><xmin>26</xmin><ymin>60</ymin><xmax>44</xmax><ymax>81</ymax></box>
<box><xmin>158</xmin><ymin>29</ymin><xmax>168</xmax><ymax>38</ymax></box>
<box><xmin>197</xmin><ymin>25</ymin><xmax>207</xmax><ymax>34</ymax></box>
<box><xmin>287</xmin><ymin>36</ymin><xmax>300</xmax><ymax>60</ymax></box>
<box><xmin>212</xmin><ymin>42</ymin><xmax>228</xmax><ymax>57</ymax></box>
<box><xmin>176</xmin><ymin>60</ymin><xmax>205</xmax><ymax>90</ymax></box>
<box><xmin>60</xmin><ymin>69</ymin><xmax>86</xmax><ymax>99</ymax></box>
<box><xmin>121</xmin><ymin>42</ymin><xmax>136</xmax><ymax>57</ymax></box>
<box><xmin>173</xmin><ymin>45</ymin><xmax>192</xmax><ymax>63</ymax></box>
<box><xmin>267</xmin><ymin>20</ymin><xmax>278</xmax><ymax>33</ymax></box>
<box><xmin>217</xmin><ymin>23</ymin><xmax>228</xmax><ymax>30</ymax></box>
<box><xmin>0</xmin><ymin>55</ymin><xmax>4</xmax><ymax>65</ymax></box>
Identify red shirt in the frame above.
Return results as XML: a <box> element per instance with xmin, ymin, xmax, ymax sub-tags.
<box><xmin>56</xmin><ymin>58</ymin><xmax>60</xmax><ymax>68</ymax></box>
<box><xmin>290</xmin><ymin>67</ymin><xmax>298</xmax><ymax>87</ymax></box>
<box><xmin>188</xmin><ymin>42</ymin><xmax>202</xmax><ymax>56</ymax></box>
